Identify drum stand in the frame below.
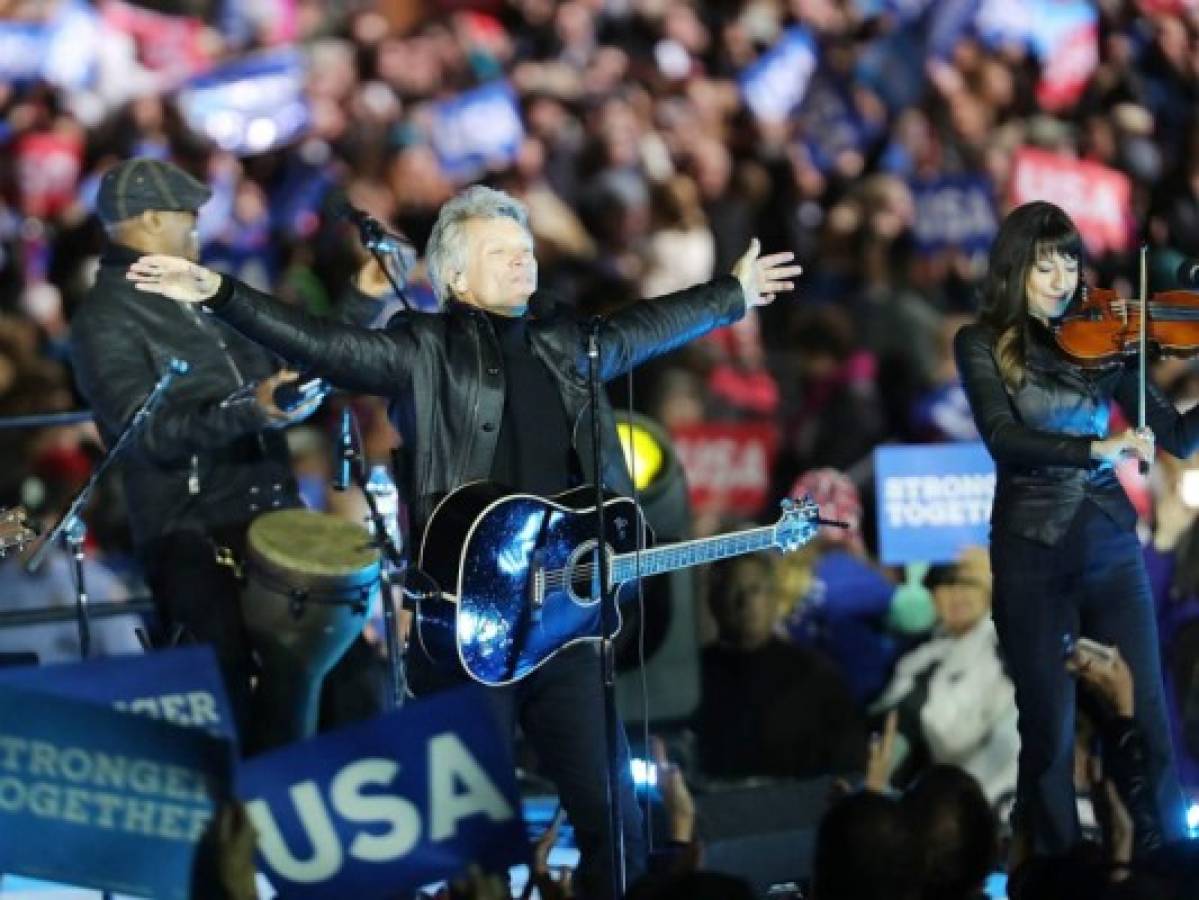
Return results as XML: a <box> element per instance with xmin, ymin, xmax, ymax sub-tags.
<box><xmin>25</xmin><ymin>359</ymin><xmax>189</xmax><ymax>658</ymax></box>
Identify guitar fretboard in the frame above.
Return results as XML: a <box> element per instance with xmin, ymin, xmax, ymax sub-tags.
<box><xmin>610</xmin><ymin>525</ymin><xmax>777</xmax><ymax>581</ymax></box>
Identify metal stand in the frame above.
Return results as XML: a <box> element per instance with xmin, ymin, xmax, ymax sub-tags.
<box><xmin>345</xmin><ymin>211</ymin><xmax>417</xmax><ymax>706</ymax></box>
<box><xmin>339</xmin><ymin>411</ymin><xmax>406</xmax><ymax>709</ymax></box>
<box><xmin>24</xmin><ymin>359</ymin><xmax>188</xmax><ymax>658</ymax></box>
<box><xmin>587</xmin><ymin>319</ymin><xmax>626</xmax><ymax>896</ymax></box>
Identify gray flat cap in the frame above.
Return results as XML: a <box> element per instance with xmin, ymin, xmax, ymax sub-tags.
<box><xmin>96</xmin><ymin>158</ymin><xmax>212</xmax><ymax>224</ymax></box>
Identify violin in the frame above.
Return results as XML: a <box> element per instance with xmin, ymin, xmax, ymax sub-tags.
<box><xmin>1052</xmin><ymin>285</ymin><xmax>1199</xmax><ymax>368</ymax></box>
<box><xmin>1047</xmin><ymin>246</ymin><xmax>1182</xmax><ymax>474</ymax></box>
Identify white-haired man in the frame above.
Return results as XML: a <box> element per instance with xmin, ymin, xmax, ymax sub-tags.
<box><xmin>127</xmin><ymin>184</ymin><xmax>802</xmax><ymax>898</ymax></box>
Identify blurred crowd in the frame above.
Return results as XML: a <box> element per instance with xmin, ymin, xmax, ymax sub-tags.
<box><xmin>6</xmin><ymin>0</ymin><xmax>1199</xmax><ymax>895</ymax></box>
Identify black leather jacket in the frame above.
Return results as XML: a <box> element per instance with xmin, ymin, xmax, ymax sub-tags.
<box><xmin>955</xmin><ymin>321</ymin><xmax>1199</xmax><ymax>545</ymax></box>
<box><xmin>207</xmin><ymin>275</ymin><xmax>747</xmax><ymax>535</ymax></box>
<box><xmin>70</xmin><ymin>244</ymin><xmax>298</xmax><ymax>548</ymax></box>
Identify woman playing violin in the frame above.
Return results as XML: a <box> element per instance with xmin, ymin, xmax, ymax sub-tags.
<box><xmin>955</xmin><ymin>200</ymin><xmax>1192</xmax><ymax>860</ymax></box>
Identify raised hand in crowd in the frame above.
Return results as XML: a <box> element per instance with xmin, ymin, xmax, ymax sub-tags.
<box><xmin>1068</xmin><ymin>642</ymin><xmax>1135</xmax><ymax>718</ymax></box>
<box><xmin>190</xmin><ymin>802</ymin><xmax>260</xmax><ymax>900</ymax></box>
<box><xmin>865</xmin><ymin>709</ymin><xmax>899</xmax><ymax>794</ymax></box>
<box><xmin>651</xmin><ymin>736</ymin><xmax>696</xmax><ymax>846</ymax></box>
<box><xmin>524</xmin><ymin>805</ymin><xmax>573</xmax><ymax>900</ymax></box>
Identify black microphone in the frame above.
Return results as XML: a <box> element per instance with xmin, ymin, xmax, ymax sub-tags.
<box><xmin>332</xmin><ymin>407</ymin><xmax>356</xmax><ymax>492</ymax></box>
<box><xmin>1177</xmin><ymin>258</ymin><xmax>1199</xmax><ymax>288</ymax></box>
<box><xmin>332</xmin><ymin>197</ymin><xmax>414</xmax><ymax>257</ymax></box>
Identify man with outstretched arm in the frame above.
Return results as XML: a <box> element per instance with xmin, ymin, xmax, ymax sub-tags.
<box><xmin>126</xmin><ymin>184</ymin><xmax>802</xmax><ymax>899</ymax></box>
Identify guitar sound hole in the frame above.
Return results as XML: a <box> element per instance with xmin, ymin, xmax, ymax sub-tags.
<box><xmin>564</xmin><ymin>540</ymin><xmax>612</xmax><ymax>606</ymax></box>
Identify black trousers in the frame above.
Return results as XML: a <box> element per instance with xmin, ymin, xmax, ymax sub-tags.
<box><xmin>411</xmin><ymin>642</ymin><xmax>646</xmax><ymax>900</ymax></box>
<box><xmin>990</xmin><ymin>500</ymin><xmax>1187</xmax><ymax>855</ymax></box>
<box><xmin>140</xmin><ymin>524</ymin><xmax>387</xmax><ymax>754</ymax></box>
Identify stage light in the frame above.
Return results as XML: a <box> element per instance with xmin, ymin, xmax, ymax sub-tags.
<box><xmin>1187</xmin><ymin>802</ymin><xmax>1199</xmax><ymax>835</ymax></box>
<box><xmin>616</xmin><ymin>421</ymin><xmax>665</xmax><ymax>491</ymax></box>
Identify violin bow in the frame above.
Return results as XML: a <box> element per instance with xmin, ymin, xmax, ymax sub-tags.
<box><xmin>1136</xmin><ymin>243</ymin><xmax>1152</xmax><ymax>474</ymax></box>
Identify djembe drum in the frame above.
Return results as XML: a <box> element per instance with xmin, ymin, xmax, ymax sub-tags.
<box><xmin>242</xmin><ymin>509</ymin><xmax>380</xmax><ymax>749</ymax></box>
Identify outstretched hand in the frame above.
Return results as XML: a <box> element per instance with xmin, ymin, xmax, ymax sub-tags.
<box><xmin>731</xmin><ymin>238</ymin><xmax>803</xmax><ymax>307</ymax></box>
<box><xmin>128</xmin><ymin>254</ymin><xmax>221</xmax><ymax>303</ymax></box>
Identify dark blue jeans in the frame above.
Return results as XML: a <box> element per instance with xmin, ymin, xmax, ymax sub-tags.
<box><xmin>485</xmin><ymin>642</ymin><xmax>646</xmax><ymax>900</ymax></box>
<box><xmin>991</xmin><ymin>500</ymin><xmax>1187</xmax><ymax>855</ymax></box>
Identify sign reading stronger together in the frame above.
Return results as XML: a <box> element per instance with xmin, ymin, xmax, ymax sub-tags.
<box><xmin>874</xmin><ymin>442</ymin><xmax>996</xmax><ymax>565</ymax></box>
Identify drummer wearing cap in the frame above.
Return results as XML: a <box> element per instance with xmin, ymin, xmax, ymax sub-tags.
<box><xmin>69</xmin><ymin>158</ymin><xmax>382</xmax><ymax>750</ymax></box>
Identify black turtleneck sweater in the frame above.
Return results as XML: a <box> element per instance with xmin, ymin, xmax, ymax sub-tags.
<box><xmin>486</xmin><ymin>312</ymin><xmax>580</xmax><ymax>496</ymax></box>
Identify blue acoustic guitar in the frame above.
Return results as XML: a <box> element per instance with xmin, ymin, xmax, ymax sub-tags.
<box><xmin>410</xmin><ymin>482</ymin><xmax>822</xmax><ymax>686</ymax></box>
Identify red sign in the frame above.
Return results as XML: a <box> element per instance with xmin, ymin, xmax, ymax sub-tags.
<box><xmin>100</xmin><ymin>0</ymin><xmax>210</xmax><ymax>78</ymax></box>
<box><xmin>1036</xmin><ymin>19</ymin><xmax>1097</xmax><ymax>111</ymax></box>
<box><xmin>1136</xmin><ymin>0</ymin><xmax>1199</xmax><ymax>12</ymax></box>
<box><xmin>670</xmin><ymin>421</ymin><xmax>779</xmax><ymax>519</ymax></box>
<box><xmin>1008</xmin><ymin>147</ymin><xmax>1133</xmax><ymax>256</ymax></box>
<box><xmin>15</xmin><ymin>131</ymin><xmax>83</xmax><ymax>220</ymax></box>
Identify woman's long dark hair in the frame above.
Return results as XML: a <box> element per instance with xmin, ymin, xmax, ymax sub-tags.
<box><xmin>978</xmin><ymin>201</ymin><xmax>1083</xmax><ymax>389</ymax></box>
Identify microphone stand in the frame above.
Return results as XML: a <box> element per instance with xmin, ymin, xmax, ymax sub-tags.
<box><xmin>352</xmin><ymin>217</ymin><xmax>415</xmax><ymax>314</ymax></box>
<box><xmin>25</xmin><ymin>359</ymin><xmax>189</xmax><ymax>659</ymax></box>
<box><xmin>587</xmin><ymin>318</ymin><xmax>626</xmax><ymax>897</ymax></box>
<box><xmin>340</xmin><ymin>411</ymin><xmax>406</xmax><ymax>710</ymax></box>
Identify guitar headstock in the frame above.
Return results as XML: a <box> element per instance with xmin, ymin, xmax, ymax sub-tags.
<box><xmin>0</xmin><ymin>508</ymin><xmax>36</xmax><ymax>558</ymax></box>
<box><xmin>772</xmin><ymin>495</ymin><xmax>820</xmax><ymax>553</ymax></box>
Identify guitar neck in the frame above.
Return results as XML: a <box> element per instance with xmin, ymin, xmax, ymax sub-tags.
<box><xmin>612</xmin><ymin>525</ymin><xmax>777</xmax><ymax>581</ymax></box>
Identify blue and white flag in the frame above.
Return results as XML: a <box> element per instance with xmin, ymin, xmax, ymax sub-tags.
<box><xmin>429</xmin><ymin>81</ymin><xmax>525</xmax><ymax>183</ymax></box>
<box><xmin>874</xmin><ymin>442</ymin><xmax>995</xmax><ymax>564</ymax></box>
<box><xmin>740</xmin><ymin>27</ymin><xmax>819</xmax><ymax>122</ymax></box>
<box><xmin>0</xmin><ymin>0</ymin><xmax>98</xmax><ymax>90</ymax></box>
<box><xmin>176</xmin><ymin>48</ymin><xmax>310</xmax><ymax>156</ymax></box>
<box><xmin>0</xmin><ymin>683</ymin><xmax>232</xmax><ymax>899</ymax></box>
<box><xmin>0</xmin><ymin>645</ymin><xmax>238</xmax><ymax>744</ymax></box>
<box><xmin>239</xmin><ymin>685</ymin><xmax>528</xmax><ymax>899</ymax></box>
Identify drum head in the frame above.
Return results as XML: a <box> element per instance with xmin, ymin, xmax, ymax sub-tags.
<box><xmin>247</xmin><ymin>509</ymin><xmax>379</xmax><ymax>583</ymax></box>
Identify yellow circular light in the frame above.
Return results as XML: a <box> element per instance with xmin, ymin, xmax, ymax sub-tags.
<box><xmin>616</xmin><ymin>422</ymin><xmax>664</xmax><ymax>491</ymax></box>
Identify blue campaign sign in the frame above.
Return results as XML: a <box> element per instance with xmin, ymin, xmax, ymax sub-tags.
<box><xmin>0</xmin><ymin>0</ymin><xmax>97</xmax><ymax>89</ymax></box>
<box><xmin>911</xmin><ymin>175</ymin><xmax>997</xmax><ymax>255</ymax></box>
<box><xmin>740</xmin><ymin>27</ymin><xmax>819</xmax><ymax>122</ymax></box>
<box><xmin>430</xmin><ymin>81</ymin><xmax>525</xmax><ymax>184</ymax></box>
<box><xmin>0</xmin><ymin>21</ymin><xmax>49</xmax><ymax>83</ymax></box>
<box><xmin>176</xmin><ymin>48</ymin><xmax>310</xmax><ymax>156</ymax></box>
<box><xmin>0</xmin><ymin>646</ymin><xmax>238</xmax><ymax>744</ymax></box>
<box><xmin>975</xmin><ymin>0</ymin><xmax>1093</xmax><ymax>57</ymax></box>
<box><xmin>239</xmin><ymin>686</ymin><xmax>528</xmax><ymax>899</ymax></box>
<box><xmin>0</xmin><ymin>683</ymin><xmax>232</xmax><ymax>899</ymax></box>
<box><xmin>874</xmin><ymin>442</ymin><xmax>996</xmax><ymax>565</ymax></box>
<box><xmin>797</xmin><ymin>77</ymin><xmax>883</xmax><ymax>175</ymax></box>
